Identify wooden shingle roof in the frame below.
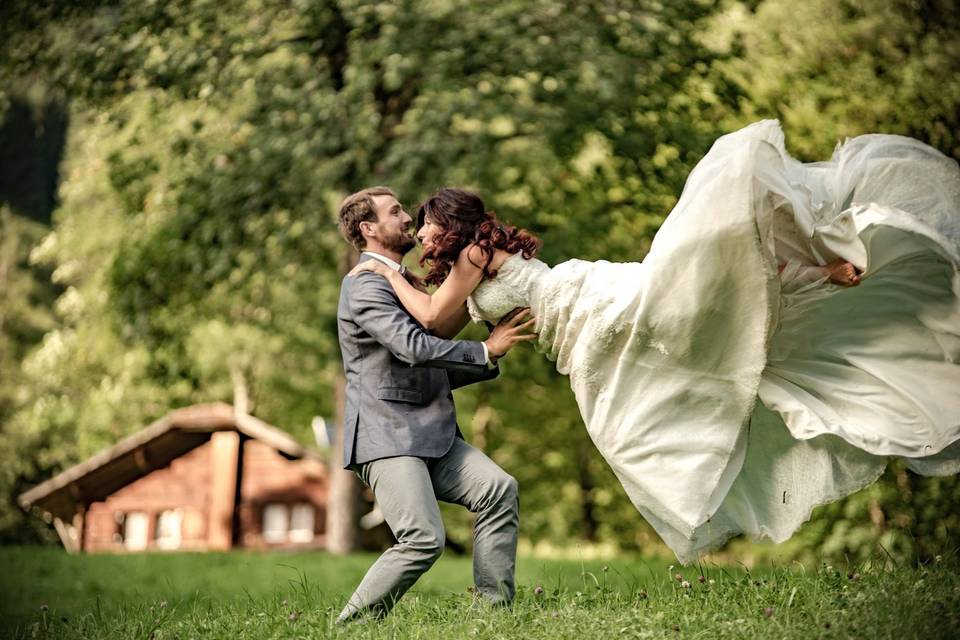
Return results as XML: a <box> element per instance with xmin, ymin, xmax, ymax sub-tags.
<box><xmin>18</xmin><ymin>402</ymin><xmax>324</xmax><ymax>521</ymax></box>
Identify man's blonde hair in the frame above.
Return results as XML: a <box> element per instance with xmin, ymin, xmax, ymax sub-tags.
<box><xmin>338</xmin><ymin>186</ymin><xmax>397</xmax><ymax>251</ymax></box>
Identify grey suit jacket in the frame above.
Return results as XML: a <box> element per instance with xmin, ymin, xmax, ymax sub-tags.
<box><xmin>337</xmin><ymin>254</ymin><xmax>499</xmax><ymax>468</ymax></box>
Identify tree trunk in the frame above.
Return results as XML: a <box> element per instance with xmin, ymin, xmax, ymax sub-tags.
<box><xmin>0</xmin><ymin>207</ymin><xmax>16</xmax><ymax>335</ymax></box>
<box><xmin>578</xmin><ymin>443</ymin><xmax>598</xmax><ymax>543</ymax></box>
<box><xmin>326</xmin><ymin>247</ymin><xmax>362</xmax><ymax>554</ymax></box>
<box><xmin>470</xmin><ymin>391</ymin><xmax>494</xmax><ymax>451</ymax></box>
<box><xmin>230</xmin><ymin>361</ymin><xmax>251</xmax><ymax>416</ymax></box>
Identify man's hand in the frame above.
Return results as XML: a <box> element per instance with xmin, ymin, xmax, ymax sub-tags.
<box><xmin>484</xmin><ymin>308</ymin><xmax>538</xmax><ymax>363</ymax></box>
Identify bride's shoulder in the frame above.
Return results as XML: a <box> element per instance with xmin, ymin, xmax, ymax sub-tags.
<box><xmin>457</xmin><ymin>244</ymin><xmax>510</xmax><ymax>269</ymax></box>
<box><xmin>457</xmin><ymin>244</ymin><xmax>529</xmax><ymax>274</ymax></box>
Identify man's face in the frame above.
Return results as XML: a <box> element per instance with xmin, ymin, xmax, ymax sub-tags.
<box><xmin>367</xmin><ymin>194</ymin><xmax>416</xmax><ymax>255</ymax></box>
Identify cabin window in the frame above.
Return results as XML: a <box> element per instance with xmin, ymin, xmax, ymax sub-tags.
<box><xmin>289</xmin><ymin>503</ymin><xmax>315</xmax><ymax>543</ymax></box>
<box><xmin>112</xmin><ymin>511</ymin><xmax>125</xmax><ymax>544</ymax></box>
<box><xmin>262</xmin><ymin>504</ymin><xmax>288</xmax><ymax>543</ymax></box>
<box><xmin>123</xmin><ymin>512</ymin><xmax>149</xmax><ymax>551</ymax></box>
<box><xmin>155</xmin><ymin>509</ymin><xmax>183</xmax><ymax>549</ymax></box>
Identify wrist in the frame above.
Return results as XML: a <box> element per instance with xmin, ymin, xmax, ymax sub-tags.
<box><xmin>483</xmin><ymin>340</ymin><xmax>504</xmax><ymax>360</ymax></box>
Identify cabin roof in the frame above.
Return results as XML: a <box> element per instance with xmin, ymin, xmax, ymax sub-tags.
<box><xmin>18</xmin><ymin>402</ymin><xmax>324</xmax><ymax>521</ymax></box>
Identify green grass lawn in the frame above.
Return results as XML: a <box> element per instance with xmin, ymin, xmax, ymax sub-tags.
<box><xmin>1</xmin><ymin>546</ymin><xmax>957</xmax><ymax>639</ymax></box>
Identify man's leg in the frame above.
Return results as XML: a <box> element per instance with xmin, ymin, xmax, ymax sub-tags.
<box><xmin>337</xmin><ymin>456</ymin><xmax>444</xmax><ymax>622</ymax></box>
<box><xmin>430</xmin><ymin>438</ymin><xmax>519</xmax><ymax>606</ymax></box>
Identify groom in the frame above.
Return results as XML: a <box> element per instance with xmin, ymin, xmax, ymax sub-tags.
<box><xmin>335</xmin><ymin>186</ymin><xmax>529</xmax><ymax>622</ymax></box>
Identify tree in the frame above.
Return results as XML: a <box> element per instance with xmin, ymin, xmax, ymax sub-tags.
<box><xmin>1</xmin><ymin>0</ymin><xmax>724</xmax><ymax>551</ymax></box>
<box><xmin>704</xmin><ymin>0</ymin><xmax>960</xmax><ymax>160</ymax></box>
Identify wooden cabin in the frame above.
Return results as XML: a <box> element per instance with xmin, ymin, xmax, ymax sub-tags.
<box><xmin>18</xmin><ymin>403</ymin><xmax>331</xmax><ymax>553</ymax></box>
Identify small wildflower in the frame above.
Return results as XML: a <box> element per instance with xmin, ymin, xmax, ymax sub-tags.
<box><xmin>637</xmin><ymin>590</ymin><xmax>648</xmax><ymax>600</ymax></box>
<box><xmin>681</xmin><ymin>580</ymin><xmax>691</xmax><ymax>589</ymax></box>
<box><xmin>467</xmin><ymin>586</ymin><xmax>476</xmax><ymax>594</ymax></box>
<box><xmin>40</xmin><ymin>604</ymin><xmax>48</xmax><ymax>612</ymax></box>
<box><xmin>534</xmin><ymin>585</ymin><xmax>544</xmax><ymax>596</ymax></box>
<box><xmin>602</xmin><ymin>565</ymin><xmax>609</xmax><ymax>572</ymax></box>
<box><xmin>281</xmin><ymin>599</ymin><xmax>288</xmax><ymax>607</ymax></box>
<box><xmin>763</xmin><ymin>607</ymin><xmax>774</xmax><ymax>618</ymax></box>
<box><xmin>935</xmin><ymin>555</ymin><xmax>943</xmax><ymax>564</ymax></box>
<box><xmin>849</xmin><ymin>572</ymin><xmax>861</xmax><ymax>582</ymax></box>
<box><xmin>159</xmin><ymin>600</ymin><xmax>167</xmax><ymax>609</ymax></box>
<box><xmin>672</xmin><ymin>624</ymin><xmax>680</xmax><ymax>632</ymax></box>
<box><xmin>287</xmin><ymin>611</ymin><xmax>299</xmax><ymax>622</ymax></box>
<box><xmin>698</xmin><ymin>575</ymin><xmax>706</xmax><ymax>584</ymax></box>
<box><xmin>668</xmin><ymin>565</ymin><xmax>675</xmax><ymax>572</ymax></box>
<box><xmin>674</xmin><ymin>573</ymin><xmax>683</xmax><ymax>582</ymax></box>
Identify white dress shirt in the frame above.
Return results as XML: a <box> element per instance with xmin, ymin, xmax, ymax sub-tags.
<box><xmin>362</xmin><ymin>251</ymin><xmax>405</xmax><ymax>274</ymax></box>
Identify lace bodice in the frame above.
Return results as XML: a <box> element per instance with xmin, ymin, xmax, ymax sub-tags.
<box><xmin>467</xmin><ymin>253</ymin><xmax>552</xmax><ymax>325</ymax></box>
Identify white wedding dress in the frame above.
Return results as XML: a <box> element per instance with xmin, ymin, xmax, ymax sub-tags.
<box><xmin>466</xmin><ymin>120</ymin><xmax>960</xmax><ymax>563</ymax></box>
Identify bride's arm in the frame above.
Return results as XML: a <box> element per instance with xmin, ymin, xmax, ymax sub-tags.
<box><xmin>429</xmin><ymin>304</ymin><xmax>471</xmax><ymax>339</ymax></box>
<box><xmin>353</xmin><ymin>246</ymin><xmax>487</xmax><ymax>332</ymax></box>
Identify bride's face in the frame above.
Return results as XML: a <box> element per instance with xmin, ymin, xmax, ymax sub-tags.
<box><xmin>417</xmin><ymin>216</ymin><xmax>443</xmax><ymax>252</ymax></box>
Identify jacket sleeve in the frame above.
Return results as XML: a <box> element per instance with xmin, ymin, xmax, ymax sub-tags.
<box><xmin>446</xmin><ymin>366</ymin><xmax>500</xmax><ymax>391</ymax></box>
<box><xmin>347</xmin><ymin>273</ymin><xmax>492</xmax><ymax>374</ymax></box>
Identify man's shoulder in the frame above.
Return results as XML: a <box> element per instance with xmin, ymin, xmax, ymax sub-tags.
<box><xmin>340</xmin><ymin>271</ymin><xmax>398</xmax><ymax>309</ymax></box>
<box><xmin>343</xmin><ymin>271</ymin><xmax>392</xmax><ymax>294</ymax></box>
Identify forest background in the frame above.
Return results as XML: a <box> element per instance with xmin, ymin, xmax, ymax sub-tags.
<box><xmin>1</xmin><ymin>0</ymin><xmax>958</xmax><ymax>562</ymax></box>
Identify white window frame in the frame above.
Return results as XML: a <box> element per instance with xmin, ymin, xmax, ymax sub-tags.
<box><xmin>262</xmin><ymin>503</ymin><xmax>289</xmax><ymax>544</ymax></box>
<box><xmin>123</xmin><ymin>511</ymin><xmax>149</xmax><ymax>551</ymax></box>
<box><xmin>288</xmin><ymin>503</ymin><xmax>315</xmax><ymax>543</ymax></box>
<box><xmin>155</xmin><ymin>509</ymin><xmax>183</xmax><ymax>550</ymax></box>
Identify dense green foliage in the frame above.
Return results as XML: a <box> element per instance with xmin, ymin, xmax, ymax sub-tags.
<box><xmin>2</xmin><ymin>547</ymin><xmax>959</xmax><ymax>639</ymax></box>
<box><xmin>1</xmin><ymin>0</ymin><xmax>957</xmax><ymax>561</ymax></box>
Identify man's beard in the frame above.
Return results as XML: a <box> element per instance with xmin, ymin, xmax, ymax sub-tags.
<box><xmin>382</xmin><ymin>229</ymin><xmax>417</xmax><ymax>255</ymax></box>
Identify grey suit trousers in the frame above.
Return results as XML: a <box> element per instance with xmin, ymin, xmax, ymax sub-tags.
<box><xmin>337</xmin><ymin>437</ymin><xmax>519</xmax><ymax>621</ymax></box>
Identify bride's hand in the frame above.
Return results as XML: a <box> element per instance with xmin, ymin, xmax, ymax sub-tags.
<box><xmin>350</xmin><ymin>260</ymin><xmax>392</xmax><ymax>278</ymax></box>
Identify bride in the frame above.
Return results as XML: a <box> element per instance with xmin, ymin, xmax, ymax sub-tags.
<box><xmin>350</xmin><ymin>120</ymin><xmax>960</xmax><ymax>562</ymax></box>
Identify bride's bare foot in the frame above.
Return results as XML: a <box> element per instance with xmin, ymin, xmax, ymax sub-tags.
<box><xmin>825</xmin><ymin>258</ymin><xmax>861</xmax><ymax>286</ymax></box>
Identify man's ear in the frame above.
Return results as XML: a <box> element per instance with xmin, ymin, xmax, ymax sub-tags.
<box><xmin>359</xmin><ymin>220</ymin><xmax>377</xmax><ymax>239</ymax></box>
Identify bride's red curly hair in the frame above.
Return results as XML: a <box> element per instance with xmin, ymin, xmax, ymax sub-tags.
<box><xmin>416</xmin><ymin>188</ymin><xmax>541</xmax><ymax>287</ymax></box>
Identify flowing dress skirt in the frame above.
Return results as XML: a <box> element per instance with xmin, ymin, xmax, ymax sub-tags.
<box><xmin>532</xmin><ymin>120</ymin><xmax>960</xmax><ymax>562</ymax></box>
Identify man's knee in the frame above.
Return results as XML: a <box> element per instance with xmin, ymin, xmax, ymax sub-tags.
<box><xmin>399</xmin><ymin>524</ymin><xmax>445</xmax><ymax>563</ymax></box>
<box><xmin>493</xmin><ymin>473</ymin><xmax>519</xmax><ymax>508</ymax></box>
